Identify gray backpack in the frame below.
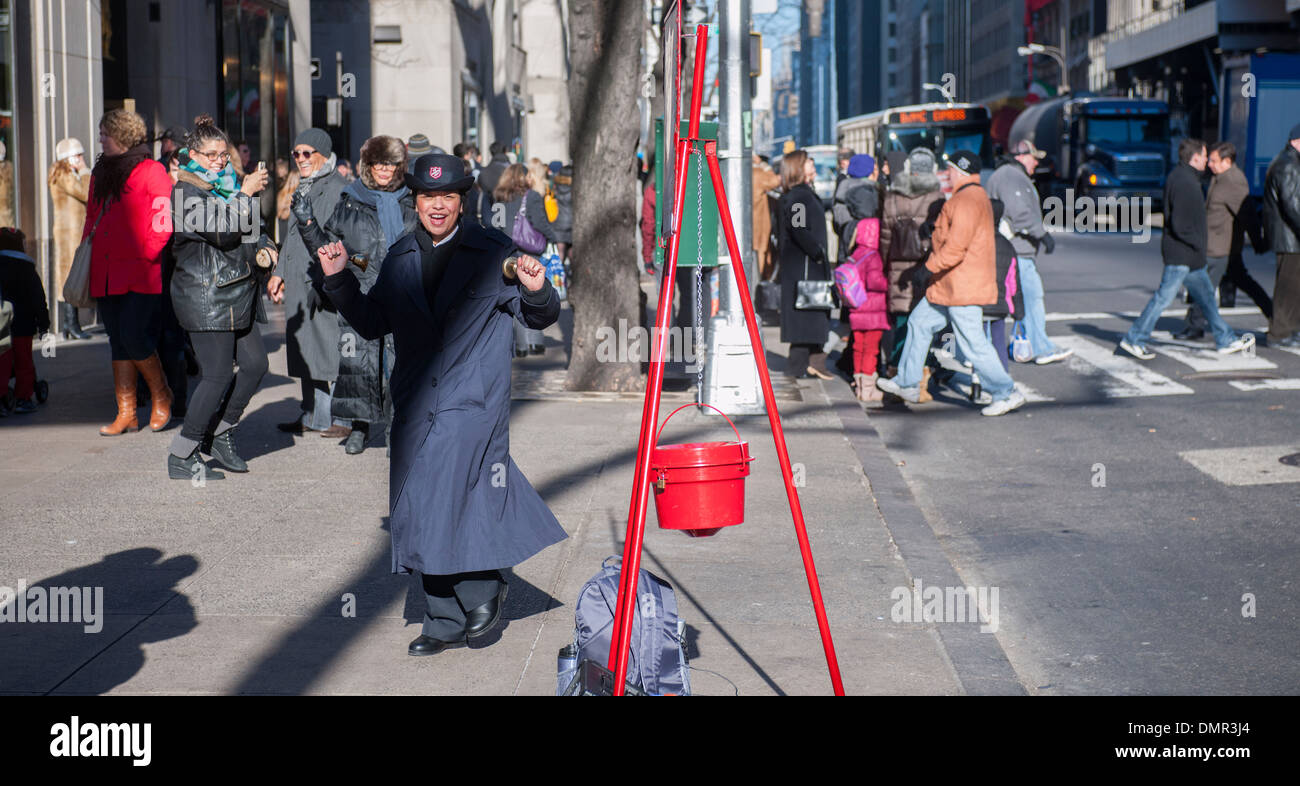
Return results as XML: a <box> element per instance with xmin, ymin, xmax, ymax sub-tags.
<box><xmin>565</xmin><ymin>556</ymin><xmax>690</xmax><ymax>696</ymax></box>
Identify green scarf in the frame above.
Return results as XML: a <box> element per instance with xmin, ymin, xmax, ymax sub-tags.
<box><xmin>180</xmin><ymin>149</ymin><xmax>240</xmax><ymax>201</ymax></box>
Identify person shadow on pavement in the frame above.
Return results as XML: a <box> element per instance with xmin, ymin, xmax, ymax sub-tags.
<box><xmin>0</xmin><ymin>548</ymin><xmax>198</xmax><ymax>695</ymax></box>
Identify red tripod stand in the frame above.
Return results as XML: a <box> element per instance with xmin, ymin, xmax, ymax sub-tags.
<box><xmin>606</xmin><ymin>24</ymin><xmax>845</xmax><ymax>696</ymax></box>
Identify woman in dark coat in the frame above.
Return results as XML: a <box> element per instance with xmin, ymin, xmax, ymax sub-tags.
<box><xmin>777</xmin><ymin>149</ymin><xmax>833</xmax><ymax>379</ymax></box>
<box><xmin>320</xmin><ymin>153</ymin><xmax>565</xmax><ymax>656</ymax></box>
<box><xmin>166</xmin><ymin>114</ymin><xmax>275</xmax><ymax>478</ymax></box>
<box><xmin>494</xmin><ymin>163</ymin><xmax>558</xmax><ymax>356</ymax></box>
<box><xmin>298</xmin><ymin>135</ymin><xmax>417</xmax><ymax>454</ymax></box>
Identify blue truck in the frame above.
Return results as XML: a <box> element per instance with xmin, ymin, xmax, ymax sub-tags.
<box><xmin>1220</xmin><ymin>53</ymin><xmax>1300</xmax><ymax>197</ymax></box>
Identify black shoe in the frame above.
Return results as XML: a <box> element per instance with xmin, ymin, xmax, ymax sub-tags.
<box><xmin>1173</xmin><ymin>327</ymin><xmax>1206</xmax><ymax>341</ymax></box>
<box><xmin>408</xmin><ymin>634</ymin><xmax>467</xmax><ymax>656</ymax></box>
<box><xmin>344</xmin><ymin>428</ymin><xmax>367</xmax><ymax>455</ymax></box>
<box><xmin>528</xmin><ymin>344</ymin><xmax>545</xmax><ymax>355</ymax></box>
<box><xmin>168</xmin><ymin>448</ymin><xmax>225</xmax><ymax>481</ymax></box>
<box><xmin>465</xmin><ymin>582</ymin><xmax>508</xmax><ymax>639</ymax></box>
<box><xmin>277</xmin><ymin>420</ymin><xmax>317</xmax><ymax>434</ymax></box>
<box><xmin>207</xmin><ymin>428</ymin><xmax>249</xmax><ymax>472</ymax></box>
<box><xmin>513</xmin><ymin>347</ymin><xmax>529</xmax><ymax>358</ymax></box>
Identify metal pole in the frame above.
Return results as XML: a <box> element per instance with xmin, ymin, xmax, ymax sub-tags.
<box><xmin>704</xmin><ymin>0</ymin><xmax>763</xmax><ymax>415</ymax></box>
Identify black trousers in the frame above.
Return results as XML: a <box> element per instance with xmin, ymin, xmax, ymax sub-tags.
<box><xmin>1222</xmin><ymin>253</ymin><xmax>1273</xmax><ymax>319</ymax></box>
<box><xmin>182</xmin><ymin>323</ymin><xmax>269</xmax><ymax>442</ymax></box>
<box><xmin>419</xmin><ymin>570</ymin><xmax>504</xmax><ymax>640</ymax></box>
<box><xmin>98</xmin><ymin>292</ymin><xmax>161</xmax><ymax>361</ymax></box>
<box><xmin>1270</xmin><ymin>253</ymin><xmax>1300</xmax><ymax>341</ymax></box>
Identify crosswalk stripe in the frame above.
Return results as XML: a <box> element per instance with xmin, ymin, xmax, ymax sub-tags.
<box><xmin>1051</xmin><ymin>335</ymin><xmax>1194</xmax><ymax>397</ymax></box>
<box><xmin>1270</xmin><ymin>343</ymin><xmax>1300</xmax><ymax>359</ymax></box>
<box><xmin>943</xmin><ymin>373</ymin><xmax>1055</xmax><ymax>403</ymax></box>
<box><xmin>1045</xmin><ymin>306</ymin><xmax>1264</xmax><ymax>322</ymax></box>
<box><xmin>1227</xmin><ymin>378</ymin><xmax>1300</xmax><ymax>391</ymax></box>
<box><xmin>1146</xmin><ymin>332</ymin><xmax>1276</xmax><ymax>372</ymax></box>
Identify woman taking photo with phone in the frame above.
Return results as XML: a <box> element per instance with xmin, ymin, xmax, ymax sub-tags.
<box><xmin>166</xmin><ymin>114</ymin><xmax>276</xmax><ymax>479</ymax></box>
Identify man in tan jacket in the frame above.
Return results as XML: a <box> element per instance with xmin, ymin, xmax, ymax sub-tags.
<box><xmin>877</xmin><ymin>150</ymin><xmax>1025</xmax><ymax>416</ymax></box>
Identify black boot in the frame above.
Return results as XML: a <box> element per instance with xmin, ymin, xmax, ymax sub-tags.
<box><xmin>61</xmin><ymin>302</ymin><xmax>90</xmax><ymax>340</ymax></box>
<box><xmin>344</xmin><ymin>425</ymin><xmax>368</xmax><ymax>455</ymax></box>
<box><xmin>206</xmin><ymin>427</ymin><xmax>249</xmax><ymax>472</ymax></box>
<box><xmin>168</xmin><ymin>447</ymin><xmax>225</xmax><ymax>480</ymax></box>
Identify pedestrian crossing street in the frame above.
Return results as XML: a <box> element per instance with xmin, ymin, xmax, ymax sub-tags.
<box><xmin>936</xmin><ymin>330</ymin><xmax>1300</xmax><ymax>403</ymax></box>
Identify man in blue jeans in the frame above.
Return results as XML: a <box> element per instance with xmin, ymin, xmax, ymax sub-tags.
<box><xmin>986</xmin><ymin>140</ymin><xmax>1072</xmax><ymax>364</ymax></box>
<box><xmin>878</xmin><ymin>151</ymin><xmax>1026</xmax><ymax>416</ymax></box>
<box><xmin>1120</xmin><ymin>138</ymin><xmax>1254</xmax><ymax>360</ymax></box>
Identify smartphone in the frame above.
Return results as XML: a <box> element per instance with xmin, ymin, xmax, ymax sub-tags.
<box><xmin>257</xmin><ymin>160</ymin><xmax>267</xmax><ymax>172</ymax></box>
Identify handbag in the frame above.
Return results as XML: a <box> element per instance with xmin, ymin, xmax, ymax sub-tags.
<box><xmin>63</xmin><ymin>210</ymin><xmax>105</xmax><ymax>308</ymax></box>
<box><xmin>1011</xmin><ymin>320</ymin><xmax>1034</xmax><ymax>363</ymax></box>
<box><xmin>794</xmin><ymin>255</ymin><xmax>834</xmax><ymax>311</ymax></box>
<box><xmin>511</xmin><ymin>197</ymin><xmax>547</xmax><ymax>255</ymax></box>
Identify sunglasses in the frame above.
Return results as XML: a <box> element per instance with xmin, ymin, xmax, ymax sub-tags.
<box><xmin>371</xmin><ymin>161</ymin><xmax>401</xmax><ymax>169</ymax></box>
<box><xmin>291</xmin><ymin>149</ymin><xmax>317</xmax><ymax>160</ymax></box>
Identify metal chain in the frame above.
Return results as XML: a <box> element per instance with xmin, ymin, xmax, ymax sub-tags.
<box><xmin>694</xmin><ymin>148</ymin><xmax>705</xmax><ymax>407</ymax></box>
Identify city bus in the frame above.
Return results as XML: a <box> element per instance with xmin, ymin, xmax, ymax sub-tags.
<box><xmin>837</xmin><ymin>103</ymin><xmax>994</xmax><ymax>190</ymax></box>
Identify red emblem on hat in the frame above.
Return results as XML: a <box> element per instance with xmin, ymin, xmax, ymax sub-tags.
<box><xmin>429</xmin><ymin>166</ymin><xmax>442</xmax><ymax>179</ymax></box>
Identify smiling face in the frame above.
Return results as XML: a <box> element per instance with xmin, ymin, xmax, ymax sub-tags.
<box><xmin>292</xmin><ymin>145</ymin><xmax>325</xmax><ymax>177</ymax></box>
<box><xmin>190</xmin><ymin>139</ymin><xmax>231</xmax><ymax>173</ymax></box>
<box><xmin>1208</xmin><ymin>150</ymin><xmax>1231</xmax><ymax>175</ymax></box>
<box><xmin>416</xmin><ymin>190</ymin><xmax>463</xmax><ymax>241</ymax></box>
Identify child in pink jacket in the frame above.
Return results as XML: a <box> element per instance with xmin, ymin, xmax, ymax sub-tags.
<box><xmin>844</xmin><ymin>217</ymin><xmax>889</xmax><ymax>401</ymax></box>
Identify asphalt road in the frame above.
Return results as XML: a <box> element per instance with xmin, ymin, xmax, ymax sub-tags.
<box><xmin>864</xmin><ymin>228</ymin><xmax>1300</xmax><ymax>695</ymax></box>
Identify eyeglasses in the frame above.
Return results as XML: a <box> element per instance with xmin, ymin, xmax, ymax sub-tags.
<box><xmin>291</xmin><ymin>149</ymin><xmax>317</xmax><ymax>160</ymax></box>
<box><xmin>196</xmin><ymin>150</ymin><xmax>230</xmax><ymax>163</ymax></box>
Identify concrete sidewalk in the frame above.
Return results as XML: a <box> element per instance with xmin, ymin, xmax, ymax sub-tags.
<box><xmin>0</xmin><ymin>303</ymin><xmax>1019</xmax><ymax>695</ymax></box>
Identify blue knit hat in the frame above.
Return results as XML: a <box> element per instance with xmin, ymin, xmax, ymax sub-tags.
<box><xmin>847</xmin><ymin>153</ymin><xmax>875</xmax><ymax>178</ymax></box>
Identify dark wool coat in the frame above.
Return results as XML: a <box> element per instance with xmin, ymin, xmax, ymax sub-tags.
<box><xmin>322</xmin><ymin>220</ymin><xmax>566</xmax><ymax>575</ymax></box>
<box><xmin>282</xmin><ymin>163</ymin><xmax>347</xmax><ymax>380</ymax></box>
<box><xmin>777</xmin><ymin>183</ymin><xmax>831</xmax><ymax>345</ymax></box>
<box><xmin>1162</xmin><ymin>163</ymin><xmax>1209</xmax><ymax>270</ymax></box>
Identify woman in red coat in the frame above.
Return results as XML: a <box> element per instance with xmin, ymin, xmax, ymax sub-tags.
<box><xmin>82</xmin><ymin>109</ymin><xmax>174</xmax><ymax>435</ymax></box>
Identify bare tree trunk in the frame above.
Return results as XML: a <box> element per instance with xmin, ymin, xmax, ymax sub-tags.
<box><xmin>565</xmin><ymin>0</ymin><xmax>645</xmax><ymax>392</ymax></box>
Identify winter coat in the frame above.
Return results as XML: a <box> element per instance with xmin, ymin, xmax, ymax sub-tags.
<box><xmin>753</xmin><ymin>165</ymin><xmax>780</xmax><ymax>252</ymax></box>
<box><xmin>843</xmin><ymin>218</ymin><xmax>889</xmax><ymax>332</ymax></box>
<box><xmin>302</xmin><ymin>186</ymin><xmax>418</xmax><ymax>423</ymax></box>
<box><xmin>1161</xmin><ymin>163</ymin><xmax>1208</xmax><ymax>269</ymax></box>
<box><xmin>1204</xmin><ymin>163</ymin><xmax>1249</xmax><ymax>259</ymax></box>
<box><xmin>985</xmin><ymin>159</ymin><xmax>1046</xmax><ymax>257</ymax></box>
<box><xmin>880</xmin><ymin>169</ymin><xmax>945</xmax><ymax>314</ymax></box>
<box><xmin>640</xmin><ymin>180</ymin><xmax>657</xmax><ymax>268</ymax></box>
<box><xmin>283</xmin><ymin>160</ymin><xmax>347</xmax><ymax>381</ymax></box>
<box><xmin>321</xmin><ymin>220</ymin><xmax>566</xmax><ymax>575</ymax></box>
<box><xmin>832</xmin><ymin>176</ymin><xmax>878</xmax><ymax>262</ymax></box>
<box><xmin>985</xmin><ymin>229</ymin><xmax>1025</xmax><ymax>321</ymax></box>
<box><xmin>0</xmin><ymin>250</ymin><xmax>50</xmax><ymax>337</ymax></box>
<box><xmin>777</xmin><ymin>183</ymin><xmax>831</xmax><ymax>345</ymax></box>
<box><xmin>924</xmin><ymin>179</ymin><xmax>997</xmax><ymax>307</ymax></box>
<box><xmin>552</xmin><ymin>166</ymin><xmax>574</xmax><ymax>244</ymax></box>
<box><xmin>1263</xmin><ymin>144</ymin><xmax>1300</xmax><ymax>255</ymax></box>
<box><xmin>169</xmin><ymin>175</ymin><xmax>273</xmax><ymax>333</ymax></box>
<box><xmin>49</xmin><ymin>163</ymin><xmax>91</xmax><ymax>292</ymax></box>
<box><xmin>0</xmin><ymin>161</ymin><xmax>13</xmax><ymax>229</ymax></box>
<box><xmin>83</xmin><ymin>159</ymin><xmax>173</xmax><ymax>297</ymax></box>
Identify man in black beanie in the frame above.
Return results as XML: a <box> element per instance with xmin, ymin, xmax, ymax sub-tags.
<box><xmin>1262</xmin><ymin>123</ymin><xmax>1300</xmax><ymax>347</ymax></box>
<box><xmin>270</xmin><ymin>128</ymin><xmax>349</xmax><ymax>435</ymax></box>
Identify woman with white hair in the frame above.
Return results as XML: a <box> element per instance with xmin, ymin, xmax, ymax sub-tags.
<box><xmin>48</xmin><ymin>138</ymin><xmax>93</xmax><ymax>339</ymax></box>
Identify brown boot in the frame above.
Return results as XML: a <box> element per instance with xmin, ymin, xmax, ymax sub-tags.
<box><xmin>100</xmin><ymin>361</ymin><xmax>140</xmax><ymax>436</ymax></box>
<box><xmin>134</xmin><ymin>353</ymin><xmax>173</xmax><ymax>431</ymax></box>
<box><xmin>918</xmin><ymin>367</ymin><xmax>934</xmax><ymax>404</ymax></box>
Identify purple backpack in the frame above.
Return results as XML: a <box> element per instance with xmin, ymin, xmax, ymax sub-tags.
<box><xmin>834</xmin><ymin>258</ymin><xmax>868</xmax><ymax>310</ymax></box>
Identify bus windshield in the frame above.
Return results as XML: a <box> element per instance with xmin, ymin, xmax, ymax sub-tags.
<box><xmin>884</xmin><ymin>124</ymin><xmax>992</xmax><ymax>168</ymax></box>
<box><xmin>1085</xmin><ymin>115</ymin><xmax>1169</xmax><ymax>145</ymax></box>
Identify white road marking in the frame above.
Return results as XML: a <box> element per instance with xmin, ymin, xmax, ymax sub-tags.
<box><xmin>1179</xmin><ymin>445</ymin><xmax>1300</xmax><ymax>486</ymax></box>
<box><xmin>1052</xmin><ymin>335</ymin><xmax>1194</xmax><ymax>397</ymax></box>
<box><xmin>1146</xmin><ymin>332</ymin><xmax>1276</xmax><ymax>371</ymax></box>
<box><xmin>1227</xmin><ymin>378</ymin><xmax>1300</xmax><ymax>391</ymax></box>
<box><xmin>1045</xmin><ymin>306</ymin><xmax>1263</xmax><ymax>322</ymax></box>
<box><xmin>943</xmin><ymin>372</ymin><xmax>1055</xmax><ymax>403</ymax></box>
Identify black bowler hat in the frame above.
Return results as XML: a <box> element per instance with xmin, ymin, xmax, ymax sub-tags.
<box><xmin>405</xmin><ymin>153</ymin><xmax>475</xmax><ymax>193</ymax></box>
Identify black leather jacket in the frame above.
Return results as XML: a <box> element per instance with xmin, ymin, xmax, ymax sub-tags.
<box><xmin>169</xmin><ymin>179</ymin><xmax>275</xmax><ymax>332</ymax></box>
<box><xmin>1263</xmin><ymin>144</ymin><xmax>1300</xmax><ymax>255</ymax></box>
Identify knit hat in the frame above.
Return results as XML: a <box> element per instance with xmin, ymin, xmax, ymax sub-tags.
<box><xmin>294</xmin><ymin>128</ymin><xmax>333</xmax><ymax>157</ymax></box>
<box><xmin>548</xmin><ymin>160</ymin><xmax>563</xmax><ymax>174</ymax></box>
<box><xmin>1289</xmin><ymin>123</ymin><xmax>1300</xmax><ymax>142</ymax></box>
<box><xmin>947</xmin><ymin>149</ymin><xmax>980</xmax><ymax>176</ymax></box>
<box><xmin>846</xmin><ymin>154</ymin><xmax>875</xmax><ymax>178</ymax></box>
<box><xmin>407</xmin><ymin>133</ymin><xmax>434</xmax><ymax>156</ymax></box>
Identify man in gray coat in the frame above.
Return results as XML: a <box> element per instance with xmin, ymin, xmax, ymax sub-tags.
<box><xmin>986</xmin><ymin>140</ymin><xmax>1072</xmax><ymax>365</ymax></box>
<box><xmin>1177</xmin><ymin>141</ymin><xmax>1250</xmax><ymax>340</ymax></box>
<box><xmin>320</xmin><ymin>154</ymin><xmax>565</xmax><ymax>656</ymax></box>
<box><xmin>269</xmin><ymin>128</ymin><xmax>348</xmax><ymax>434</ymax></box>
